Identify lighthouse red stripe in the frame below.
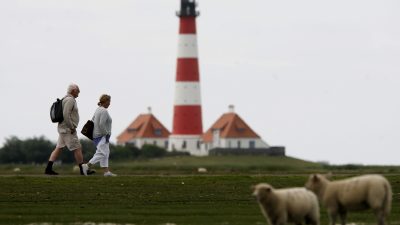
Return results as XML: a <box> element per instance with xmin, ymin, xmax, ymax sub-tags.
<box><xmin>176</xmin><ymin>59</ymin><xmax>199</xmax><ymax>81</ymax></box>
<box><xmin>179</xmin><ymin>17</ymin><xmax>197</xmax><ymax>34</ymax></box>
<box><xmin>172</xmin><ymin>105</ymin><xmax>203</xmax><ymax>135</ymax></box>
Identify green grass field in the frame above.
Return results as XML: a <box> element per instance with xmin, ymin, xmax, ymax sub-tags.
<box><xmin>0</xmin><ymin>156</ymin><xmax>399</xmax><ymax>225</ymax></box>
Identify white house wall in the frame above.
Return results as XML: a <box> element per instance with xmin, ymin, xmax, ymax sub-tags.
<box><xmin>128</xmin><ymin>138</ymin><xmax>169</xmax><ymax>149</ymax></box>
<box><xmin>204</xmin><ymin>138</ymin><xmax>270</xmax><ymax>151</ymax></box>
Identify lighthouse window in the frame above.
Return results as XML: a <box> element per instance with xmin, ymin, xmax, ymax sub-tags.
<box><xmin>237</xmin><ymin>141</ymin><xmax>241</xmax><ymax>149</ymax></box>
<box><xmin>197</xmin><ymin>141</ymin><xmax>200</xmax><ymax>149</ymax></box>
<box><xmin>182</xmin><ymin>141</ymin><xmax>187</xmax><ymax>149</ymax></box>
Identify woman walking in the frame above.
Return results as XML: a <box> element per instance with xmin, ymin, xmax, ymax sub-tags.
<box><xmin>82</xmin><ymin>94</ymin><xmax>117</xmax><ymax>177</ymax></box>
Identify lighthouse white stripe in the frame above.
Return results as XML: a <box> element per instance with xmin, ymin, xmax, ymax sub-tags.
<box><xmin>174</xmin><ymin>82</ymin><xmax>202</xmax><ymax>105</ymax></box>
<box><xmin>177</xmin><ymin>34</ymin><xmax>198</xmax><ymax>58</ymax></box>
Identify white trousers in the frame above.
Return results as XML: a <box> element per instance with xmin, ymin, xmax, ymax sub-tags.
<box><xmin>89</xmin><ymin>136</ymin><xmax>110</xmax><ymax>168</ymax></box>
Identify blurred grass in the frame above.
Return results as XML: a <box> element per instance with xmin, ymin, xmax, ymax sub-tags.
<box><xmin>0</xmin><ymin>156</ymin><xmax>399</xmax><ymax>224</ymax></box>
<box><xmin>0</xmin><ymin>174</ymin><xmax>399</xmax><ymax>225</ymax></box>
<box><xmin>1</xmin><ymin>155</ymin><xmax>399</xmax><ymax>175</ymax></box>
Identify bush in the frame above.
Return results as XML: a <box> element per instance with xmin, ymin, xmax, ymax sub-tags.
<box><xmin>0</xmin><ymin>136</ymin><xmax>54</xmax><ymax>164</ymax></box>
<box><xmin>110</xmin><ymin>143</ymin><xmax>140</xmax><ymax>160</ymax></box>
<box><xmin>141</xmin><ymin>144</ymin><xmax>167</xmax><ymax>158</ymax></box>
<box><xmin>0</xmin><ymin>136</ymin><xmax>178</xmax><ymax>164</ymax></box>
<box><xmin>166</xmin><ymin>150</ymin><xmax>190</xmax><ymax>157</ymax></box>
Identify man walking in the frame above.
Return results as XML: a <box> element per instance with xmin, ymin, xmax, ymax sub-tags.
<box><xmin>45</xmin><ymin>83</ymin><xmax>89</xmax><ymax>175</ymax></box>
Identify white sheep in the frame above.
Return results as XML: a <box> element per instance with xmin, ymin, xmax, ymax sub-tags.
<box><xmin>252</xmin><ymin>183</ymin><xmax>320</xmax><ymax>225</ymax></box>
<box><xmin>305</xmin><ymin>174</ymin><xmax>392</xmax><ymax>225</ymax></box>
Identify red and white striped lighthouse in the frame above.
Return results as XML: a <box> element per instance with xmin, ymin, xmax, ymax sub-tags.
<box><xmin>169</xmin><ymin>0</ymin><xmax>204</xmax><ymax>155</ymax></box>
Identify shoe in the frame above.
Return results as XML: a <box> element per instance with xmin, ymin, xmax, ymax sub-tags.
<box><xmin>87</xmin><ymin>169</ymin><xmax>96</xmax><ymax>175</ymax></box>
<box><xmin>81</xmin><ymin>164</ymin><xmax>89</xmax><ymax>176</ymax></box>
<box><xmin>45</xmin><ymin>169</ymin><xmax>58</xmax><ymax>175</ymax></box>
<box><xmin>104</xmin><ymin>171</ymin><xmax>117</xmax><ymax>177</ymax></box>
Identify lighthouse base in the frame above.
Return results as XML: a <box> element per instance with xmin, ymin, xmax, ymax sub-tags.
<box><xmin>168</xmin><ymin>135</ymin><xmax>206</xmax><ymax>156</ymax></box>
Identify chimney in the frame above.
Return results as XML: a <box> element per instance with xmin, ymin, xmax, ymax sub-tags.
<box><xmin>228</xmin><ymin>105</ymin><xmax>235</xmax><ymax>113</ymax></box>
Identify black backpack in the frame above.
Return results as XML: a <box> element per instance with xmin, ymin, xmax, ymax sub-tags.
<box><xmin>50</xmin><ymin>98</ymin><xmax>64</xmax><ymax>123</ymax></box>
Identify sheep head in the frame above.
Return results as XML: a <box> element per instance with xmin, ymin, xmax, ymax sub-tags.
<box><xmin>252</xmin><ymin>183</ymin><xmax>274</xmax><ymax>202</ymax></box>
<box><xmin>305</xmin><ymin>174</ymin><xmax>329</xmax><ymax>199</ymax></box>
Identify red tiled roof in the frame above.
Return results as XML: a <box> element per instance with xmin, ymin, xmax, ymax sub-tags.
<box><xmin>116</xmin><ymin>114</ymin><xmax>171</xmax><ymax>144</ymax></box>
<box><xmin>202</xmin><ymin>113</ymin><xmax>260</xmax><ymax>143</ymax></box>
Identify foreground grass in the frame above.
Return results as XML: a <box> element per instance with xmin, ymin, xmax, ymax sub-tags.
<box><xmin>0</xmin><ymin>174</ymin><xmax>399</xmax><ymax>225</ymax></box>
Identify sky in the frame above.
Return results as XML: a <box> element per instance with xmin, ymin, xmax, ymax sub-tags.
<box><xmin>1</xmin><ymin>0</ymin><xmax>399</xmax><ymax>165</ymax></box>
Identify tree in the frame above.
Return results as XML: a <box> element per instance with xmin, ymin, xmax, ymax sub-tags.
<box><xmin>0</xmin><ymin>136</ymin><xmax>53</xmax><ymax>163</ymax></box>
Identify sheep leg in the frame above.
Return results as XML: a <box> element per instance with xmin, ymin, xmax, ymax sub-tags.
<box><xmin>271</xmin><ymin>220</ymin><xmax>285</xmax><ymax>225</ymax></box>
<box><xmin>374</xmin><ymin>209</ymin><xmax>386</xmax><ymax>225</ymax></box>
<box><xmin>339</xmin><ymin>211</ymin><xmax>347</xmax><ymax>225</ymax></box>
<box><xmin>328</xmin><ymin>210</ymin><xmax>337</xmax><ymax>225</ymax></box>
<box><xmin>310</xmin><ymin>218</ymin><xmax>320</xmax><ymax>225</ymax></box>
<box><xmin>274</xmin><ymin>219</ymin><xmax>286</xmax><ymax>225</ymax></box>
<box><xmin>305</xmin><ymin>214</ymin><xmax>319</xmax><ymax>225</ymax></box>
<box><xmin>272</xmin><ymin>216</ymin><xmax>286</xmax><ymax>225</ymax></box>
<box><xmin>306</xmin><ymin>211</ymin><xmax>320</xmax><ymax>225</ymax></box>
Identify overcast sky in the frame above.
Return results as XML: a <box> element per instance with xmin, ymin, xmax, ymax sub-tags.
<box><xmin>1</xmin><ymin>0</ymin><xmax>399</xmax><ymax>165</ymax></box>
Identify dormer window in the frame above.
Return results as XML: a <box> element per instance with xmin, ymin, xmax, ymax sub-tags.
<box><xmin>237</xmin><ymin>128</ymin><xmax>245</xmax><ymax>132</ymax></box>
<box><xmin>127</xmin><ymin>128</ymin><xmax>137</xmax><ymax>132</ymax></box>
<box><xmin>154</xmin><ymin>129</ymin><xmax>162</xmax><ymax>136</ymax></box>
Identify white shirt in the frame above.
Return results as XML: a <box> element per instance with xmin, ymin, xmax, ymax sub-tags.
<box><xmin>92</xmin><ymin>106</ymin><xmax>112</xmax><ymax>138</ymax></box>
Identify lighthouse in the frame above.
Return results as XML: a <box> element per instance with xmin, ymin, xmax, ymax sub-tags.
<box><xmin>169</xmin><ymin>0</ymin><xmax>204</xmax><ymax>155</ymax></box>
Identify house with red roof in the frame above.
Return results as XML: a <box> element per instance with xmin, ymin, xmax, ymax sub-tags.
<box><xmin>117</xmin><ymin>106</ymin><xmax>284</xmax><ymax>156</ymax></box>
<box><xmin>202</xmin><ymin>105</ymin><xmax>270</xmax><ymax>153</ymax></box>
<box><xmin>116</xmin><ymin>108</ymin><xmax>171</xmax><ymax>149</ymax></box>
